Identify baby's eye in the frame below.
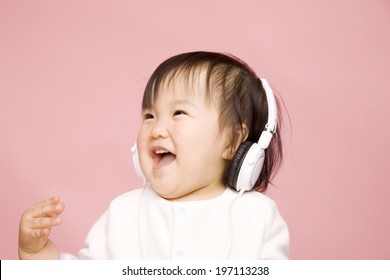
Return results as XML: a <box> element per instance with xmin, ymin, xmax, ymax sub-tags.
<box><xmin>143</xmin><ymin>113</ymin><xmax>154</xmax><ymax>120</ymax></box>
<box><xmin>173</xmin><ymin>110</ymin><xmax>187</xmax><ymax>116</ymax></box>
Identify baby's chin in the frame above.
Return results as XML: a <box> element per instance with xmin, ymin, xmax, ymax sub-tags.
<box><xmin>150</xmin><ymin>184</ymin><xmax>179</xmax><ymax>200</ymax></box>
<box><xmin>151</xmin><ymin>185</ymin><xmax>199</xmax><ymax>202</ymax></box>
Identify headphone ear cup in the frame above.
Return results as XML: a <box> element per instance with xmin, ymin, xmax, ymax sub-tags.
<box><xmin>227</xmin><ymin>141</ymin><xmax>254</xmax><ymax>191</ymax></box>
<box><xmin>131</xmin><ymin>143</ymin><xmax>146</xmax><ymax>181</ymax></box>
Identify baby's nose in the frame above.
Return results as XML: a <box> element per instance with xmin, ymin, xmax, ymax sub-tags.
<box><xmin>151</xmin><ymin>120</ymin><xmax>169</xmax><ymax>139</ymax></box>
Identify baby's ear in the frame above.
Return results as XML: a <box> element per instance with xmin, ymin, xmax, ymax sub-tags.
<box><xmin>222</xmin><ymin>124</ymin><xmax>249</xmax><ymax>160</ymax></box>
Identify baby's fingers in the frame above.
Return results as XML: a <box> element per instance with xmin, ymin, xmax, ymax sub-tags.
<box><xmin>31</xmin><ymin>228</ymin><xmax>50</xmax><ymax>239</ymax></box>
<box><xmin>29</xmin><ymin>216</ymin><xmax>63</xmax><ymax>230</ymax></box>
<box><xmin>28</xmin><ymin>196</ymin><xmax>65</xmax><ymax>218</ymax></box>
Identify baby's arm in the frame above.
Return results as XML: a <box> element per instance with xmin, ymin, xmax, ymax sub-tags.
<box><xmin>18</xmin><ymin>196</ymin><xmax>65</xmax><ymax>260</ymax></box>
<box><xmin>260</xmin><ymin>200</ymin><xmax>290</xmax><ymax>259</ymax></box>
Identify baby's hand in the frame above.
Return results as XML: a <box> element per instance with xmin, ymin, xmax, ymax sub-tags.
<box><xmin>18</xmin><ymin>196</ymin><xmax>65</xmax><ymax>259</ymax></box>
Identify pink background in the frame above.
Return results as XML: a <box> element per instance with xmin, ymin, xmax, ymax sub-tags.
<box><xmin>1</xmin><ymin>0</ymin><xmax>389</xmax><ymax>259</ymax></box>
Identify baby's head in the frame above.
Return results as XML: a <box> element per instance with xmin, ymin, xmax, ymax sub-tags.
<box><xmin>137</xmin><ymin>51</ymin><xmax>283</xmax><ymax>200</ymax></box>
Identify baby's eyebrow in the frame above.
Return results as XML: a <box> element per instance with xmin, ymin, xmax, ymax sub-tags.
<box><xmin>143</xmin><ymin>99</ymin><xmax>194</xmax><ymax>110</ymax></box>
<box><xmin>170</xmin><ymin>99</ymin><xmax>196</xmax><ymax>108</ymax></box>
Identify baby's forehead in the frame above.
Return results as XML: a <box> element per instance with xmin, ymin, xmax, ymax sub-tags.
<box><xmin>151</xmin><ymin>83</ymin><xmax>208</xmax><ymax>108</ymax></box>
<box><xmin>151</xmin><ymin>72</ymin><xmax>217</xmax><ymax>106</ymax></box>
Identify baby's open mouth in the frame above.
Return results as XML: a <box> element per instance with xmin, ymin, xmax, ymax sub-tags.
<box><xmin>153</xmin><ymin>149</ymin><xmax>176</xmax><ymax>169</ymax></box>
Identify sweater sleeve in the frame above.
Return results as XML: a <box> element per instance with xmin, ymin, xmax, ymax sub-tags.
<box><xmin>260</xmin><ymin>200</ymin><xmax>290</xmax><ymax>259</ymax></box>
<box><xmin>77</xmin><ymin>208</ymin><xmax>111</xmax><ymax>259</ymax></box>
<box><xmin>58</xmin><ymin>210</ymin><xmax>110</xmax><ymax>260</ymax></box>
<box><xmin>58</xmin><ymin>210</ymin><xmax>109</xmax><ymax>260</ymax></box>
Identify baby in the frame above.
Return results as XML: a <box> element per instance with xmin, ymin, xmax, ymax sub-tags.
<box><xmin>19</xmin><ymin>51</ymin><xmax>289</xmax><ymax>259</ymax></box>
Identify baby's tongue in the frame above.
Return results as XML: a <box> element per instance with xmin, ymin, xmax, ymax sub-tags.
<box><xmin>157</xmin><ymin>153</ymin><xmax>176</xmax><ymax>168</ymax></box>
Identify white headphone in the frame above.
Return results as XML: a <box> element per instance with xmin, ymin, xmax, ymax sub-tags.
<box><xmin>131</xmin><ymin>143</ymin><xmax>146</xmax><ymax>182</ymax></box>
<box><xmin>131</xmin><ymin>78</ymin><xmax>277</xmax><ymax>193</ymax></box>
<box><xmin>226</xmin><ymin>78</ymin><xmax>277</xmax><ymax>193</ymax></box>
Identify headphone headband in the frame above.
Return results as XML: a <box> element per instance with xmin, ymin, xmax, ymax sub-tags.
<box><xmin>258</xmin><ymin>78</ymin><xmax>277</xmax><ymax>149</ymax></box>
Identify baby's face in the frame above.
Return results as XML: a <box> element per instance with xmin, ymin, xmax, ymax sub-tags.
<box><xmin>137</xmin><ymin>75</ymin><xmax>230</xmax><ymax>201</ymax></box>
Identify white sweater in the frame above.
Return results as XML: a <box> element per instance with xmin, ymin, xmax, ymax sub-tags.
<box><xmin>61</xmin><ymin>186</ymin><xmax>289</xmax><ymax>259</ymax></box>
